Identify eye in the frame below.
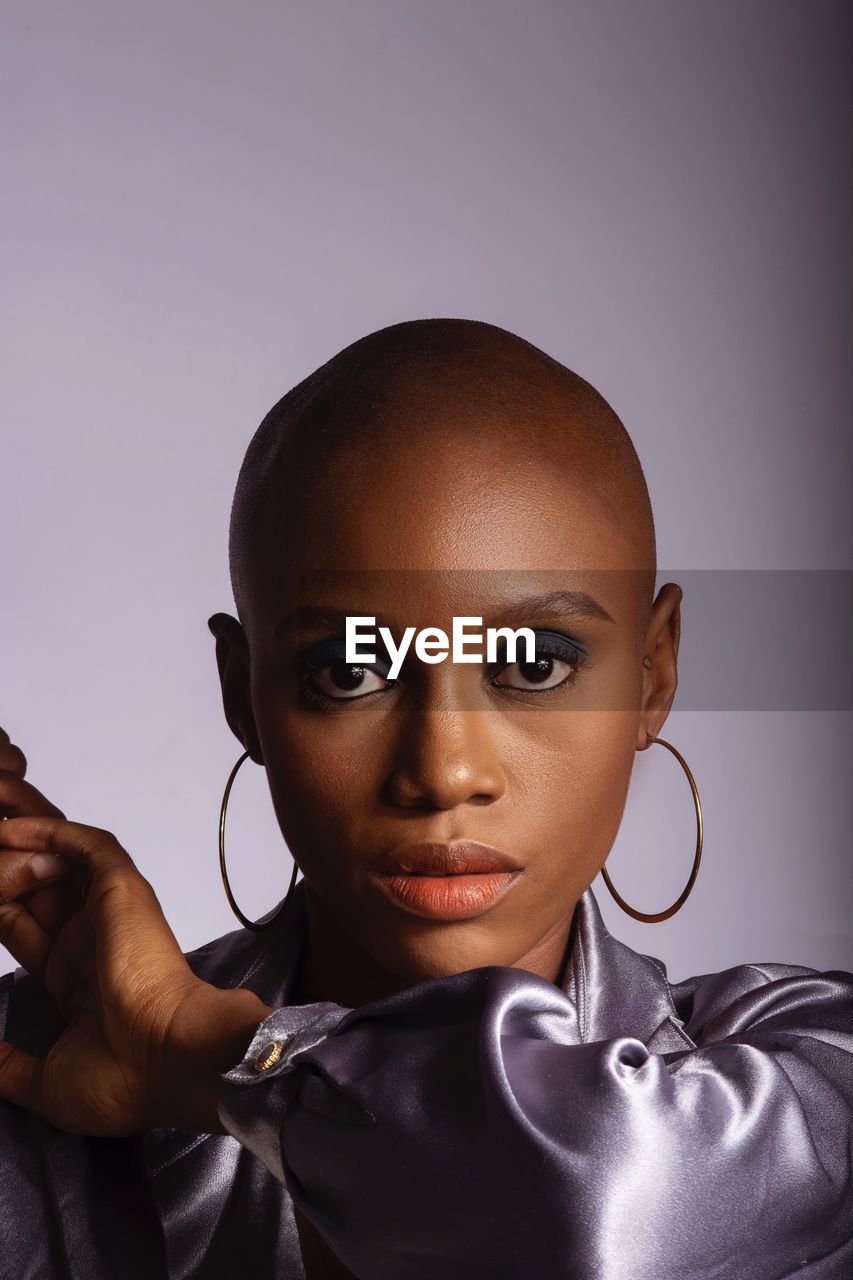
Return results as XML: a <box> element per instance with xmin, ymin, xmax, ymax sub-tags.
<box><xmin>489</xmin><ymin>630</ymin><xmax>585</xmax><ymax>693</ymax></box>
<box><xmin>310</xmin><ymin>661</ymin><xmax>392</xmax><ymax>701</ymax></box>
<box><xmin>298</xmin><ymin>637</ymin><xmax>395</xmax><ymax>703</ymax></box>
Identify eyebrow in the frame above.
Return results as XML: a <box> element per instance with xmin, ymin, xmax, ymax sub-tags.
<box><xmin>273</xmin><ymin>590</ymin><xmax>614</xmax><ymax>639</ymax></box>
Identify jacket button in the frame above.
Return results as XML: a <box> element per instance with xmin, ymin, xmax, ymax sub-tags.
<box><xmin>254</xmin><ymin>1040</ymin><xmax>284</xmax><ymax>1072</ymax></box>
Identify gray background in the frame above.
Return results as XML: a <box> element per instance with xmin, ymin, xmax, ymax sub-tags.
<box><xmin>2</xmin><ymin>1</ymin><xmax>851</xmax><ymax>977</ymax></box>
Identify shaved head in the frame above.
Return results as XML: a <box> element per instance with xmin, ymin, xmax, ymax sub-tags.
<box><xmin>213</xmin><ymin>320</ymin><xmax>679</xmax><ymax>993</ymax></box>
<box><xmin>229</xmin><ymin>318</ymin><xmax>656</xmax><ymax>629</ymax></box>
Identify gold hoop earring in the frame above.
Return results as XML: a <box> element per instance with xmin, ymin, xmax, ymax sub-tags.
<box><xmin>218</xmin><ymin>749</ymin><xmax>300</xmax><ymax>932</ymax></box>
<box><xmin>600</xmin><ymin>735</ymin><xmax>703</xmax><ymax>923</ymax></box>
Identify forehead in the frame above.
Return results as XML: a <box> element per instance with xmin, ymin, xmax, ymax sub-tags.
<box><xmin>248</xmin><ymin>426</ymin><xmax>651</xmax><ymax>636</ymax></box>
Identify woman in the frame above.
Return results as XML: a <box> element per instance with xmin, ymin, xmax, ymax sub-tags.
<box><xmin>0</xmin><ymin>318</ymin><xmax>850</xmax><ymax>1279</ymax></box>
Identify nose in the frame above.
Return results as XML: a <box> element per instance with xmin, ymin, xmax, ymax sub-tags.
<box><xmin>384</xmin><ymin>704</ymin><xmax>507</xmax><ymax>810</ymax></box>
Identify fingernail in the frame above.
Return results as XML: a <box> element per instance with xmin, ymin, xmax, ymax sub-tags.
<box><xmin>30</xmin><ymin>853</ymin><xmax>72</xmax><ymax>880</ymax></box>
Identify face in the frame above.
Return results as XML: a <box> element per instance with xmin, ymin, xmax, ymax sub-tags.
<box><xmin>211</xmin><ymin>415</ymin><xmax>681</xmax><ymax>1003</ymax></box>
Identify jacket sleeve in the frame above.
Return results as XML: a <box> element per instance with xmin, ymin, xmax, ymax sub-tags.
<box><xmin>218</xmin><ymin>962</ymin><xmax>853</xmax><ymax>1280</ymax></box>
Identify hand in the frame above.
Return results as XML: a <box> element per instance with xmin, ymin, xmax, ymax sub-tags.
<box><xmin>0</xmin><ymin>723</ymin><xmax>81</xmax><ymax>928</ymax></box>
<box><xmin>0</xmin><ymin>727</ymin><xmax>272</xmax><ymax>1136</ymax></box>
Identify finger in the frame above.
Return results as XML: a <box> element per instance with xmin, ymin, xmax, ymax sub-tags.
<box><xmin>0</xmin><ymin>879</ymin><xmax>98</xmax><ymax>1017</ymax></box>
<box><xmin>0</xmin><ymin>853</ymin><xmax>81</xmax><ymax>985</ymax></box>
<box><xmin>22</xmin><ymin>880</ymin><xmax>86</xmax><ymax>937</ymax></box>
<box><xmin>0</xmin><ymin>741</ymin><xmax>27</xmax><ymax>781</ymax></box>
<box><xmin>0</xmin><ymin>817</ymin><xmax>184</xmax><ymax>966</ymax></box>
<box><xmin>42</xmin><ymin>910</ymin><xmax>100</xmax><ymax>1020</ymax></box>
<box><xmin>0</xmin><ymin>1039</ymin><xmax>42</xmax><ymax>1114</ymax></box>
<box><xmin>0</xmin><ymin>769</ymin><xmax>65</xmax><ymax>820</ymax></box>
<box><xmin>0</xmin><ymin>818</ymin><xmax>136</xmax><ymax>913</ymax></box>
<box><xmin>0</xmin><ymin>773</ymin><xmax>83</xmax><ymax>940</ymax></box>
<box><xmin>0</xmin><ymin>816</ymin><xmax>132</xmax><ymax>870</ymax></box>
<box><xmin>0</xmin><ymin>900</ymin><xmax>51</xmax><ymax>979</ymax></box>
<box><xmin>0</xmin><ymin>848</ymin><xmax>76</xmax><ymax>902</ymax></box>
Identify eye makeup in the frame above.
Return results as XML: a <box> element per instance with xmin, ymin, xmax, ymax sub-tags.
<box><xmin>297</xmin><ymin>636</ymin><xmax>393</xmax><ymax>680</ymax></box>
<box><xmin>486</xmin><ymin>628</ymin><xmax>585</xmax><ymax>674</ymax></box>
<box><xmin>294</xmin><ymin>627</ymin><xmax>589</xmax><ymax>710</ymax></box>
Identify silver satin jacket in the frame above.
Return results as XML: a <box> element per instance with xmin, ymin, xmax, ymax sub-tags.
<box><xmin>1</xmin><ymin>882</ymin><xmax>851</xmax><ymax>1279</ymax></box>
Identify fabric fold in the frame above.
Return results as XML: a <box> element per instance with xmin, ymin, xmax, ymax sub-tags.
<box><xmin>2</xmin><ymin>880</ymin><xmax>851</xmax><ymax>1278</ymax></box>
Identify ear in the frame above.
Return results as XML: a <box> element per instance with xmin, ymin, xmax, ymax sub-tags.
<box><xmin>207</xmin><ymin>612</ymin><xmax>264</xmax><ymax>764</ymax></box>
<box><xmin>637</xmin><ymin>583</ymin><xmax>682</xmax><ymax>751</ymax></box>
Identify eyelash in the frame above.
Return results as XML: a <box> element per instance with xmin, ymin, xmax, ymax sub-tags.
<box><xmin>296</xmin><ymin>631</ymin><xmax>588</xmax><ymax>710</ymax></box>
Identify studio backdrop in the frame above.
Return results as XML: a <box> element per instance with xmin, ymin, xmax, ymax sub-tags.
<box><xmin>2</xmin><ymin>0</ymin><xmax>851</xmax><ymax>974</ymax></box>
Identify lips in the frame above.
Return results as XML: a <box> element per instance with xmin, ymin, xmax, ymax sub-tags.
<box><xmin>370</xmin><ymin>842</ymin><xmax>522</xmax><ymax>920</ymax></box>
<box><xmin>376</xmin><ymin>841</ymin><xmax>521</xmax><ymax>876</ymax></box>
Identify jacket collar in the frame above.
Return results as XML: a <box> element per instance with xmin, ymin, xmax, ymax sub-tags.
<box><xmin>567</xmin><ymin>886</ymin><xmax>696</xmax><ymax>1051</ymax></box>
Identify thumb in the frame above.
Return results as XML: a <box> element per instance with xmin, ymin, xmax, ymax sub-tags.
<box><xmin>0</xmin><ymin>1039</ymin><xmax>42</xmax><ymax>1113</ymax></box>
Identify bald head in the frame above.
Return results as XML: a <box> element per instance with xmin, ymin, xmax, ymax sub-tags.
<box><xmin>229</xmin><ymin>318</ymin><xmax>656</xmax><ymax>626</ymax></box>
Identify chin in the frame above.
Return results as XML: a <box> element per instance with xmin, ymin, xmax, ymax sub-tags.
<box><xmin>370</xmin><ymin>919</ymin><xmax>519</xmax><ymax>985</ymax></box>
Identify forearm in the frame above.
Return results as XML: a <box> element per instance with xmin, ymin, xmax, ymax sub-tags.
<box><xmin>216</xmin><ymin>965</ymin><xmax>853</xmax><ymax>1279</ymax></box>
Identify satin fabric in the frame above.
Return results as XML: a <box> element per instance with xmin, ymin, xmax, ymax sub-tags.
<box><xmin>1</xmin><ymin>882</ymin><xmax>851</xmax><ymax>1278</ymax></box>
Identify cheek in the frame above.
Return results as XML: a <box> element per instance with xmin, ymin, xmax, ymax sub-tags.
<box><xmin>515</xmin><ymin>711</ymin><xmax>637</xmax><ymax>869</ymax></box>
<box><xmin>256</xmin><ymin>707</ymin><xmax>379</xmax><ymax>858</ymax></box>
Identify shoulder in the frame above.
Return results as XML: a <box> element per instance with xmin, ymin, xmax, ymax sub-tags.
<box><xmin>668</xmin><ymin>957</ymin><xmax>853</xmax><ymax>1045</ymax></box>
